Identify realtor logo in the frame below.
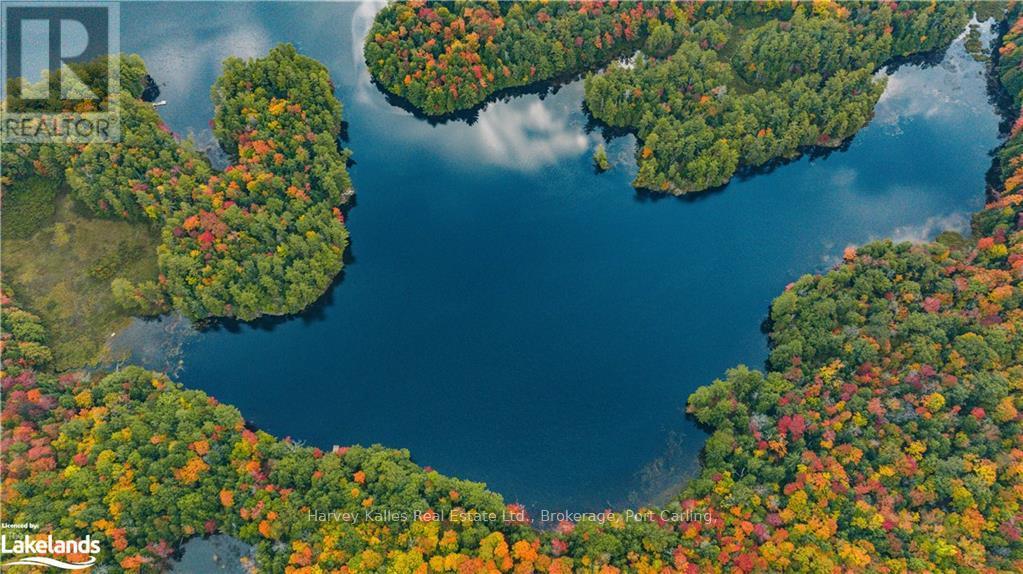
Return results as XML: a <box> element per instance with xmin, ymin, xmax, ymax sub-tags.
<box><xmin>1</xmin><ymin>1</ymin><xmax>120</xmax><ymax>143</ymax></box>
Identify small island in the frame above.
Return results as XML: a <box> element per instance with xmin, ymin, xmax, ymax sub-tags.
<box><xmin>593</xmin><ymin>144</ymin><xmax>611</xmax><ymax>172</ymax></box>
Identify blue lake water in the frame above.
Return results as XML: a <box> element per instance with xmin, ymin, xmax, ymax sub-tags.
<box><xmin>118</xmin><ymin>3</ymin><xmax>1000</xmax><ymax>511</ymax></box>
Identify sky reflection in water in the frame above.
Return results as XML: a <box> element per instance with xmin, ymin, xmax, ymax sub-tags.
<box><xmin>117</xmin><ymin>3</ymin><xmax>1001</xmax><ymax>511</ymax></box>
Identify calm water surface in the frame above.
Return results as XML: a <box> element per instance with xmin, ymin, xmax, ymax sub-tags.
<box><xmin>119</xmin><ymin>3</ymin><xmax>1000</xmax><ymax>511</ymax></box>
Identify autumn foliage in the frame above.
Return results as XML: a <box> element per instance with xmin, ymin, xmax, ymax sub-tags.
<box><xmin>367</xmin><ymin>1</ymin><xmax>969</xmax><ymax>194</ymax></box>
<box><xmin>3</xmin><ymin>4</ymin><xmax>1023</xmax><ymax>573</ymax></box>
<box><xmin>5</xmin><ymin>166</ymin><xmax>1021</xmax><ymax>570</ymax></box>
<box><xmin>2</xmin><ymin>45</ymin><xmax>353</xmax><ymax>321</ymax></box>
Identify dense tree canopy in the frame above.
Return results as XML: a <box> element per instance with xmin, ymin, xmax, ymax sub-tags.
<box><xmin>999</xmin><ymin>13</ymin><xmax>1023</xmax><ymax>109</ymax></box>
<box><xmin>367</xmin><ymin>1</ymin><xmax>969</xmax><ymax>193</ymax></box>
<box><xmin>4</xmin><ymin>3</ymin><xmax>1023</xmax><ymax>573</ymax></box>
<box><xmin>4</xmin><ymin>157</ymin><xmax>1020</xmax><ymax>571</ymax></box>
<box><xmin>585</xmin><ymin>1</ymin><xmax>967</xmax><ymax>193</ymax></box>
<box><xmin>3</xmin><ymin>45</ymin><xmax>353</xmax><ymax>321</ymax></box>
<box><xmin>365</xmin><ymin>0</ymin><xmax>664</xmax><ymax>115</ymax></box>
<box><xmin>159</xmin><ymin>44</ymin><xmax>353</xmax><ymax>319</ymax></box>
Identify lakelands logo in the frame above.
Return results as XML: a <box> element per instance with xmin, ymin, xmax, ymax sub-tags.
<box><xmin>1</xmin><ymin>534</ymin><xmax>100</xmax><ymax>570</ymax></box>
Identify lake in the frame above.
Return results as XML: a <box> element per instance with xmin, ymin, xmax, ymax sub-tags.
<box><xmin>117</xmin><ymin>2</ymin><xmax>1000</xmax><ymax>512</ymax></box>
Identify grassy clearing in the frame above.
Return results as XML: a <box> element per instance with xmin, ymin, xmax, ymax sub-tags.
<box><xmin>2</xmin><ymin>187</ymin><xmax>160</xmax><ymax>369</ymax></box>
<box><xmin>2</xmin><ymin>176</ymin><xmax>59</xmax><ymax>240</ymax></box>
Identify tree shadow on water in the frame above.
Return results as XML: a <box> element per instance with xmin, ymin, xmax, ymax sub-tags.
<box><xmin>582</xmin><ymin>103</ymin><xmax>635</xmax><ymax>141</ymax></box>
<box><xmin>883</xmin><ymin>44</ymin><xmax>950</xmax><ymax>74</ymax></box>
<box><xmin>195</xmin><ymin>240</ymin><xmax>358</xmax><ymax>335</ymax></box>
<box><xmin>629</xmin><ymin>137</ymin><xmax>856</xmax><ymax>205</ymax></box>
<box><xmin>370</xmin><ymin>75</ymin><xmax>580</xmax><ymax>126</ymax></box>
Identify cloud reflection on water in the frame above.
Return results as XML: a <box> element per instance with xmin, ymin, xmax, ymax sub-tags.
<box><xmin>137</xmin><ymin>16</ymin><xmax>270</xmax><ymax>115</ymax></box>
<box><xmin>349</xmin><ymin>1</ymin><xmax>594</xmax><ymax>171</ymax></box>
<box><xmin>874</xmin><ymin>19</ymin><xmax>993</xmax><ymax>134</ymax></box>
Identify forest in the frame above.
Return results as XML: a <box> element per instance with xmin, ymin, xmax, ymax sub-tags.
<box><xmin>366</xmin><ymin>0</ymin><xmax>969</xmax><ymax>193</ymax></box>
<box><xmin>4</xmin><ymin>126</ymin><xmax>1021</xmax><ymax>571</ymax></box>
<box><xmin>2</xmin><ymin>45</ymin><xmax>353</xmax><ymax>324</ymax></box>
<box><xmin>2</xmin><ymin>1</ymin><xmax>1023</xmax><ymax>573</ymax></box>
